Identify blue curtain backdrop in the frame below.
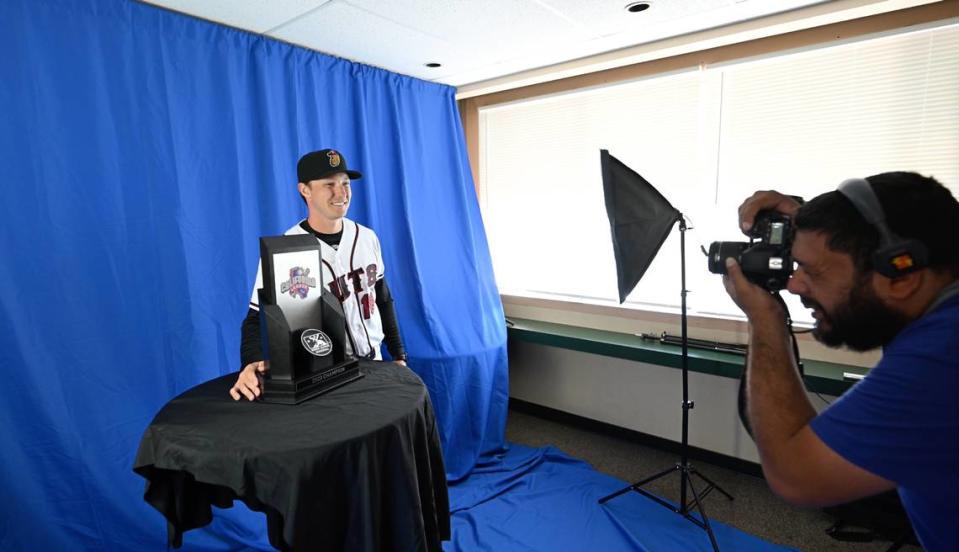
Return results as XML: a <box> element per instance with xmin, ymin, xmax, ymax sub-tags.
<box><xmin>0</xmin><ymin>0</ymin><xmax>507</xmax><ymax>549</ymax></box>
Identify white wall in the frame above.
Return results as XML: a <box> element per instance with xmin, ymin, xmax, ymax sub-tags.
<box><xmin>509</xmin><ymin>340</ymin><xmax>834</xmax><ymax>463</ymax></box>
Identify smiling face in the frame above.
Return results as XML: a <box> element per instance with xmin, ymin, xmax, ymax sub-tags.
<box><xmin>299</xmin><ymin>172</ymin><xmax>351</xmax><ymax>225</ymax></box>
<box><xmin>787</xmin><ymin>229</ymin><xmax>909</xmax><ymax>351</ymax></box>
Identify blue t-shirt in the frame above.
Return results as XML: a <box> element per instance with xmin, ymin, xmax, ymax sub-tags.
<box><xmin>811</xmin><ymin>292</ymin><xmax>959</xmax><ymax>551</ymax></box>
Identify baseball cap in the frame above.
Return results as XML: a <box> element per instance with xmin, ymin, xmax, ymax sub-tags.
<box><xmin>297</xmin><ymin>149</ymin><xmax>363</xmax><ymax>183</ymax></box>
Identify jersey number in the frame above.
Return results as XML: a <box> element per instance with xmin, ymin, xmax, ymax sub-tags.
<box><xmin>361</xmin><ymin>292</ymin><xmax>375</xmax><ymax>320</ymax></box>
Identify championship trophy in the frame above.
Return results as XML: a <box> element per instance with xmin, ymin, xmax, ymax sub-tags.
<box><xmin>256</xmin><ymin>234</ymin><xmax>361</xmax><ymax>404</ymax></box>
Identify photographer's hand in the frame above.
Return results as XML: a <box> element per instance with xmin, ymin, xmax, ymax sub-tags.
<box><xmin>738</xmin><ymin>191</ymin><xmax>802</xmax><ymax>234</ymax></box>
<box><xmin>722</xmin><ymin>258</ymin><xmax>786</xmax><ymax>323</ymax></box>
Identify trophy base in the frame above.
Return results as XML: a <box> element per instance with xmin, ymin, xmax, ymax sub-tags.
<box><xmin>260</xmin><ymin>358</ymin><xmax>362</xmax><ymax>405</ymax></box>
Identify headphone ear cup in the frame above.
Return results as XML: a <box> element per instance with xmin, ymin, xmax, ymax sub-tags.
<box><xmin>871</xmin><ymin>239</ymin><xmax>928</xmax><ymax>278</ymax></box>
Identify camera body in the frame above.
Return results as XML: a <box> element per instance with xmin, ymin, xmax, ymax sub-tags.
<box><xmin>707</xmin><ymin>210</ymin><xmax>794</xmax><ymax>291</ymax></box>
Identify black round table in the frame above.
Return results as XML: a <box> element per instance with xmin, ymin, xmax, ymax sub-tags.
<box><xmin>134</xmin><ymin>361</ymin><xmax>450</xmax><ymax>551</ymax></box>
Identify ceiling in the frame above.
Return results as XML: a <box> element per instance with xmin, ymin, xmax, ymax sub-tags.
<box><xmin>140</xmin><ymin>0</ymin><xmax>933</xmax><ymax>91</ymax></box>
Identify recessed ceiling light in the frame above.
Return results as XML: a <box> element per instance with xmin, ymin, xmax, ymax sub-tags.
<box><xmin>425</xmin><ymin>62</ymin><xmax>442</xmax><ymax>68</ymax></box>
<box><xmin>625</xmin><ymin>1</ymin><xmax>651</xmax><ymax>13</ymax></box>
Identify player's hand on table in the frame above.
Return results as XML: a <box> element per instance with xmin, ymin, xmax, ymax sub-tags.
<box><xmin>229</xmin><ymin>361</ymin><xmax>268</xmax><ymax>401</ymax></box>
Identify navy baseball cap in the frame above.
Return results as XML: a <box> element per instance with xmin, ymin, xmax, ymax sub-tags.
<box><xmin>297</xmin><ymin>149</ymin><xmax>362</xmax><ymax>183</ymax></box>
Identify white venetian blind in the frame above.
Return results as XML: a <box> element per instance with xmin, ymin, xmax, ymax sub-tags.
<box><xmin>718</xmin><ymin>24</ymin><xmax>959</xmax><ymax>205</ymax></box>
<box><xmin>481</xmin><ymin>69</ymin><xmax>709</xmax><ymax>310</ymax></box>
<box><xmin>479</xmin><ymin>22</ymin><xmax>959</xmax><ymax>321</ymax></box>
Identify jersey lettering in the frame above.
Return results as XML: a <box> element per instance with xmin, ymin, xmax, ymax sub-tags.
<box><xmin>329</xmin><ymin>274</ymin><xmax>351</xmax><ymax>301</ymax></box>
<box><xmin>328</xmin><ymin>278</ymin><xmax>341</xmax><ymax>300</ymax></box>
<box><xmin>348</xmin><ymin>267</ymin><xmax>365</xmax><ymax>293</ymax></box>
<box><xmin>366</xmin><ymin>264</ymin><xmax>378</xmax><ymax>287</ymax></box>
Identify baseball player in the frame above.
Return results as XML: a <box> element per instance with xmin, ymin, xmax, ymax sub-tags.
<box><xmin>230</xmin><ymin>149</ymin><xmax>407</xmax><ymax>401</ymax></box>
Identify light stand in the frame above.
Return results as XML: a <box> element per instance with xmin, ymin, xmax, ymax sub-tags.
<box><xmin>598</xmin><ymin>216</ymin><xmax>734</xmax><ymax>552</ymax></box>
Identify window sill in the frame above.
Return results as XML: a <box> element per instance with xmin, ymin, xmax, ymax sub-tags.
<box><xmin>501</xmin><ymin>293</ymin><xmax>882</xmax><ymax>369</ymax></box>
<box><xmin>506</xmin><ymin>317</ymin><xmax>866</xmax><ymax>396</ymax></box>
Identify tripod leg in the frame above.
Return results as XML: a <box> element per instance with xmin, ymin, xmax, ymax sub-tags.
<box><xmin>690</xmin><ymin>467</ymin><xmax>734</xmax><ymax>501</ymax></box>
<box><xmin>686</xmin><ymin>474</ymin><xmax>721</xmax><ymax>552</ymax></box>
<box><xmin>598</xmin><ymin>464</ymin><xmax>679</xmax><ymax>504</ymax></box>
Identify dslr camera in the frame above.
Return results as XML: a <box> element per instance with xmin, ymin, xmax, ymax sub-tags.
<box><xmin>707</xmin><ymin>209</ymin><xmax>795</xmax><ymax>291</ymax></box>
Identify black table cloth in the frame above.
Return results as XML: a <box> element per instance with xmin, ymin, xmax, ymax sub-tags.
<box><xmin>134</xmin><ymin>361</ymin><xmax>450</xmax><ymax>551</ymax></box>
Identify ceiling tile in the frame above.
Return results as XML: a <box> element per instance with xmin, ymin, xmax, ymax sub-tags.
<box><xmin>440</xmin><ymin>0</ymin><xmax>830</xmax><ymax>85</ymax></box>
<box><xmin>268</xmin><ymin>2</ymin><xmax>473</xmax><ymax>81</ymax></box>
<box><xmin>344</xmin><ymin>0</ymin><xmax>592</xmax><ymax>61</ymax></box>
<box><xmin>142</xmin><ymin>0</ymin><xmax>330</xmax><ymax>34</ymax></box>
<box><xmin>541</xmin><ymin>0</ymin><xmax>739</xmax><ymax>38</ymax></box>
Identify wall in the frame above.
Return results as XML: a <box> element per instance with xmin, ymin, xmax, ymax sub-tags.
<box><xmin>509</xmin><ymin>339</ymin><xmax>835</xmax><ymax>463</ymax></box>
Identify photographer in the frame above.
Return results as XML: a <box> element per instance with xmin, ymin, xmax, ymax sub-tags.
<box><xmin>722</xmin><ymin>172</ymin><xmax>959</xmax><ymax>551</ymax></box>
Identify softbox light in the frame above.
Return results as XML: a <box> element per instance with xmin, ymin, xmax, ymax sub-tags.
<box><xmin>597</xmin><ymin>149</ymin><xmax>733</xmax><ymax>551</ymax></box>
<box><xmin>600</xmin><ymin>149</ymin><xmax>680</xmax><ymax>303</ymax></box>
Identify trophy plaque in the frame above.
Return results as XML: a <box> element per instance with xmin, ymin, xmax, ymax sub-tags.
<box><xmin>257</xmin><ymin>234</ymin><xmax>361</xmax><ymax>404</ymax></box>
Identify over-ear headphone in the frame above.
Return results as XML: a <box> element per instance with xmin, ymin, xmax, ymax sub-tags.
<box><xmin>837</xmin><ymin>178</ymin><xmax>928</xmax><ymax>278</ymax></box>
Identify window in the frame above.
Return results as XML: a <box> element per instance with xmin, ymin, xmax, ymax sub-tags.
<box><xmin>479</xmin><ymin>22</ymin><xmax>959</xmax><ymax>324</ymax></box>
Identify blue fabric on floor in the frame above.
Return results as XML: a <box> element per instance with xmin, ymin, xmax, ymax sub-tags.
<box><xmin>444</xmin><ymin>445</ymin><xmax>798</xmax><ymax>552</ymax></box>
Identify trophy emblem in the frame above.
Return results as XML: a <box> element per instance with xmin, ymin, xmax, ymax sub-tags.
<box><xmin>301</xmin><ymin>329</ymin><xmax>332</xmax><ymax>357</ymax></box>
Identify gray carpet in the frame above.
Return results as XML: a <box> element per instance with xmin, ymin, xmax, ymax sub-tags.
<box><xmin>505</xmin><ymin>407</ymin><xmax>920</xmax><ymax>552</ymax></box>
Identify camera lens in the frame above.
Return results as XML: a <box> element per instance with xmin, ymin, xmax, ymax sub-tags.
<box><xmin>707</xmin><ymin>242</ymin><xmax>749</xmax><ymax>274</ymax></box>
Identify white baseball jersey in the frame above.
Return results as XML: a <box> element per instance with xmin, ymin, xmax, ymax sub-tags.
<box><xmin>250</xmin><ymin>218</ymin><xmax>386</xmax><ymax>360</ymax></box>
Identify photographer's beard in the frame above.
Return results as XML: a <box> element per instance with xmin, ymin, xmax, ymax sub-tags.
<box><xmin>803</xmin><ymin>272</ymin><xmax>910</xmax><ymax>351</ymax></box>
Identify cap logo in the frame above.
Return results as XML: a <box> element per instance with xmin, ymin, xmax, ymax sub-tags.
<box><xmin>891</xmin><ymin>254</ymin><xmax>914</xmax><ymax>271</ymax></box>
<box><xmin>327</xmin><ymin>150</ymin><xmax>341</xmax><ymax>168</ymax></box>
